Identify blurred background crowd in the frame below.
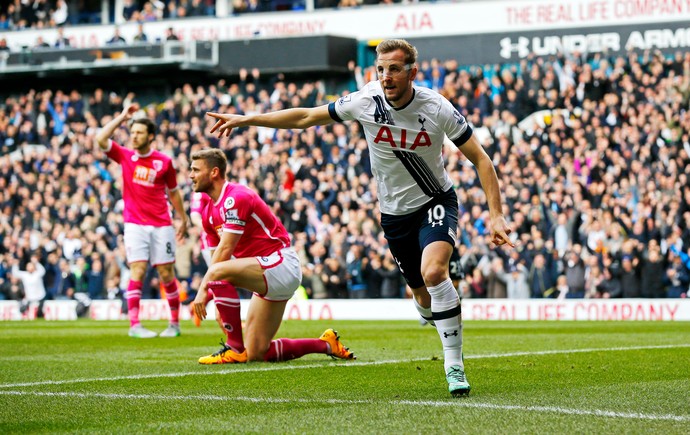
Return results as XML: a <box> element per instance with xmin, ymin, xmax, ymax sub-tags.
<box><xmin>0</xmin><ymin>0</ymin><xmax>429</xmax><ymax>33</ymax></box>
<box><xmin>1</xmin><ymin>39</ymin><xmax>690</xmax><ymax>310</ymax></box>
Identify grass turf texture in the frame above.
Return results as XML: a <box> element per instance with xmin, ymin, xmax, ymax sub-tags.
<box><xmin>0</xmin><ymin>320</ymin><xmax>688</xmax><ymax>434</ymax></box>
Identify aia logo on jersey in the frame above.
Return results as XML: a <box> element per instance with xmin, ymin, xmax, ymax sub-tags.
<box><xmin>224</xmin><ymin>197</ymin><xmax>235</xmax><ymax>209</ymax></box>
<box><xmin>152</xmin><ymin>160</ymin><xmax>163</xmax><ymax>171</ymax></box>
<box><xmin>373</xmin><ymin>126</ymin><xmax>432</xmax><ymax>150</ymax></box>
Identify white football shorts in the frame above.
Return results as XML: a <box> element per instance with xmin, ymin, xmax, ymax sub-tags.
<box><xmin>257</xmin><ymin>247</ymin><xmax>302</xmax><ymax>301</ymax></box>
<box><xmin>123</xmin><ymin>223</ymin><xmax>176</xmax><ymax>266</ymax></box>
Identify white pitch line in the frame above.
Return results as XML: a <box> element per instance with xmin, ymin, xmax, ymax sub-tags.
<box><xmin>463</xmin><ymin>343</ymin><xmax>690</xmax><ymax>359</ymax></box>
<box><xmin>0</xmin><ymin>390</ymin><xmax>688</xmax><ymax>422</ymax></box>
<box><xmin>1</xmin><ymin>343</ymin><xmax>689</xmax><ymax>389</ymax></box>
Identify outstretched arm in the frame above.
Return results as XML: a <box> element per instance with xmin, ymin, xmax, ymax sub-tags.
<box><xmin>207</xmin><ymin>105</ymin><xmax>333</xmax><ymax>137</ymax></box>
<box><xmin>458</xmin><ymin>134</ymin><xmax>514</xmax><ymax>248</ymax></box>
<box><xmin>95</xmin><ymin>104</ymin><xmax>139</xmax><ymax>150</ymax></box>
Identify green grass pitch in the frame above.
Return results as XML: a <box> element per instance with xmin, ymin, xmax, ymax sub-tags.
<box><xmin>1</xmin><ymin>319</ymin><xmax>689</xmax><ymax>434</ymax></box>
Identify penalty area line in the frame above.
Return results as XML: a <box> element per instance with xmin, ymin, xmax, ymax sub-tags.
<box><xmin>0</xmin><ymin>343</ymin><xmax>688</xmax><ymax>389</ymax></box>
<box><xmin>0</xmin><ymin>390</ymin><xmax>688</xmax><ymax>422</ymax></box>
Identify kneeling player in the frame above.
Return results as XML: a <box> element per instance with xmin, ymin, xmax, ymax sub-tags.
<box><xmin>189</xmin><ymin>149</ymin><xmax>355</xmax><ymax>363</ymax></box>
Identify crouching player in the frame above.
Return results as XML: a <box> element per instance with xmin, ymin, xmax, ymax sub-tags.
<box><xmin>189</xmin><ymin>149</ymin><xmax>355</xmax><ymax>363</ymax></box>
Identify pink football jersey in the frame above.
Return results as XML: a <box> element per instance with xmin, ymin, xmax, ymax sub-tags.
<box><xmin>214</xmin><ymin>181</ymin><xmax>290</xmax><ymax>258</ymax></box>
<box><xmin>106</xmin><ymin>140</ymin><xmax>178</xmax><ymax>226</ymax></box>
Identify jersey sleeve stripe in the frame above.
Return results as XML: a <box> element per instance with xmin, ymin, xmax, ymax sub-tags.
<box><xmin>328</xmin><ymin>102</ymin><xmax>344</xmax><ymax>122</ymax></box>
<box><xmin>450</xmin><ymin>125</ymin><xmax>473</xmax><ymax>147</ymax></box>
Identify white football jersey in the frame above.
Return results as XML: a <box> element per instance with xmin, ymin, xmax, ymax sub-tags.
<box><xmin>329</xmin><ymin>81</ymin><xmax>472</xmax><ymax>215</ymax></box>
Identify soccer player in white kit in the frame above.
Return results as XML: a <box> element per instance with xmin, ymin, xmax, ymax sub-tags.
<box><xmin>190</xmin><ymin>149</ymin><xmax>355</xmax><ymax>363</ymax></box>
<box><xmin>96</xmin><ymin>104</ymin><xmax>188</xmax><ymax>338</ymax></box>
<box><xmin>206</xmin><ymin>39</ymin><xmax>513</xmax><ymax>396</ymax></box>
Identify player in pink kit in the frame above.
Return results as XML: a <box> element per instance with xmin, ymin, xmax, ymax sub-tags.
<box><xmin>96</xmin><ymin>104</ymin><xmax>188</xmax><ymax>338</ymax></box>
<box><xmin>189</xmin><ymin>149</ymin><xmax>355</xmax><ymax>363</ymax></box>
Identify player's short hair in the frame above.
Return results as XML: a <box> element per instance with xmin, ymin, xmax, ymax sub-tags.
<box><xmin>375</xmin><ymin>39</ymin><xmax>418</xmax><ymax>65</ymax></box>
<box><xmin>131</xmin><ymin>117</ymin><xmax>156</xmax><ymax>137</ymax></box>
<box><xmin>191</xmin><ymin>148</ymin><xmax>227</xmax><ymax>176</ymax></box>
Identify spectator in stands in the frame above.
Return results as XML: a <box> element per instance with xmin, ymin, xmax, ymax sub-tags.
<box><xmin>377</xmin><ymin>252</ymin><xmax>404</xmax><ymax>298</ymax></box>
<box><xmin>466</xmin><ymin>267</ymin><xmax>486</xmax><ymax>298</ymax></box>
<box><xmin>140</xmin><ymin>1</ymin><xmax>160</xmax><ymax>21</ymax></box>
<box><xmin>70</xmin><ymin>256</ymin><xmax>89</xmax><ymax>296</ymax></box>
<box><xmin>54</xmin><ymin>26</ymin><xmax>69</xmax><ymax>49</ymax></box>
<box><xmin>595</xmin><ymin>263</ymin><xmax>621</xmax><ymax>299</ymax></box>
<box><xmin>6</xmin><ymin>3</ymin><xmax>21</xmax><ymax>28</ymax></box>
<box><xmin>106</xmin><ymin>26</ymin><xmax>127</xmax><ymax>45</ymax></box>
<box><xmin>563</xmin><ymin>246</ymin><xmax>586</xmax><ymax>298</ymax></box>
<box><xmin>362</xmin><ymin>251</ymin><xmax>383</xmax><ymax>298</ymax></box>
<box><xmin>34</xmin><ymin>36</ymin><xmax>50</xmax><ymax>49</ymax></box>
<box><xmin>528</xmin><ymin>253</ymin><xmax>556</xmax><ymax>298</ymax></box>
<box><xmin>618</xmin><ymin>255</ymin><xmax>640</xmax><ymax>298</ymax></box>
<box><xmin>10</xmin><ymin>255</ymin><xmax>46</xmax><ymax>316</ymax></box>
<box><xmin>505</xmin><ymin>263</ymin><xmax>529</xmax><ymax>299</ymax></box>
<box><xmin>33</xmin><ymin>0</ymin><xmax>52</xmax><ymax>26</ymax></box>
<box><xmin>640</xmin><ymin>245</ymin><xmax>667</xmax><ymax>298</ymax></box>
<box><xmin>86</xmin><ymin>256</ymin><xmax>106</xmax><ymax>299</ymax></box>
<box><xmin>132</xmin><ymin>23</ymin><xmax>149</xmax><ymax>43</ymax></box>
<box><xmin>584</xmin><ymin>262</ymin><xmax>603</xmax><ymax>299</ymax></box>
<box><xmin>88</xmin><ymin>88</ymin><xmax>113</xmax><ymax>120</ymax></box>
<box><xmin>346</xmin><ymin>244</ymin><xmax>367</xmax><ymax>299</ymax></box>
<box><xmin>666</xmin><ymin>251</ymin><xmax>690</xmax><ymax>298</ymax></box>
<box><xmin>321</xmin><ymin>257</ymin><xmax>347</xmax><ymax>298</ymax></box>
<box><xmin>0</xmin><ymin>271</ymin><xmax>25</xmax><ymax>304</ymax></box>
<box><xmin>165</xmin><ymin>26</ymin><xmax>179</xmax><ymax>41</ymax></box>
<box><xmin>186</xmin><ymin>0</ymin><xmax>206</xmax><ymax>16</ymax></box>
<box><xmin>55</xmin><ymin>258</ymin><xmax>76</xmax><ymax>299</ymax></box>
<box><xmin>244</xmin><ymin>0</ymin><xmax>264</xmax><ymax>13</ymax></box>
<box><xmin>484</xmin><ymin>257</ymin><xmax>507</xmax><ymax>298</ymax></box>
<box><xmin>0</xmin><ymin>13</ymin><xmax>11</xmax><ymax>30</ymax></box>
<box><xmin>122</xmin><ymin>0</ymin><xmax>138</xmax><ymax>21</ymax></box>
<box><xmin>0</xmin><ymin>37</ymin><xmax>9</xmax><ymax>68</ymax></box>
<box><xmin>51</xmin><ymin>0</ymin><xmax>68</xmax><ymax>26</ymax></box>
<box><xmin>164</xmin><ymin>0</ymin><xmax>178</xmax><ymax>19</ymax></box>
<box><xmin>43</xmin><ymin>251</ymin><xmax>61</xmax><ymax>299</ymax></box>
<box><xmin>555</xmin><ymin>275</ymin><xmax>568</xmax><ymax>299</ymax></box>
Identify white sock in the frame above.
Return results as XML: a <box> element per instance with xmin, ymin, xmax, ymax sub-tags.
<box><xmin>413</xmin><ymin>298</ymin><xmax>435</xmax><ymax>327</ymax></box>
<box><xmin>427</xmin><ymin>278</ymin><xmax>463</xmax><ymax>371</ymax></box>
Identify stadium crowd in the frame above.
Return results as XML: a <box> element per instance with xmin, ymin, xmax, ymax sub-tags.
<box><xmin>1</xmin><ymin>47</ymin><xmax>690</xmax><ymax>313</ymax></box>
<box><xmin>0</xmin><ymin>0</ymin><xmax>425</xmax><ymax>32</ymax></box>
